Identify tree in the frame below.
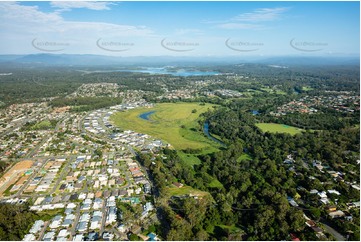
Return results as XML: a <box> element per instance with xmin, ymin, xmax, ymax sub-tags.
<box><xmin>0</xmin><ymin>203</ymin><xmax>37</xmax><ymax>241</ymax></box>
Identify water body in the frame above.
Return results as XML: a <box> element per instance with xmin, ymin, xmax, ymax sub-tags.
<box><xmin>119</xmin><ymin>67</ymin><xmax>220</xmax><ymax>76</ymax></box>
<box><xmin>251</xmin><ymin>110</ymin><xmax>260</xmax><ymax>115</ymax></box>
<box><xmin>293</xmin><ymin>88</ymin><xmax>301</xmax><ymax>94</ymax></box>
<box><xmin>117</xmin><ymin>67</ymin><xmax>220</xmax><ymax>77</ymax></box>
<box><xmin>203</xmin><ymin>122</ymin><xmax>226</xmax><ymax>146</ymax></box>
<box><xmin>139</xmin><ymin>111</ymin><xmax>155</xmax><ymax>121</ymax></box>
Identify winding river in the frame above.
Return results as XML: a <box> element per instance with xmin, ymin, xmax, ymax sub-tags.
<box><xmin>203</xmin><ymin>122</ymin><xmax>226</xmax><ymax>146</ymax></box>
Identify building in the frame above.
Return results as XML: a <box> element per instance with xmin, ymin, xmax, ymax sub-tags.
<box><xmin>56</xmin><ymin>229</ymin><xmax>69</xmax><ymax>241</ymax></box>
<box><xmin>144</xmin><ymin>183</ymin><xmax>151</xmax><ymax>193</ymax></box>
<box><xmin>29</xmin><ymin>220</ymin><xmax>44</xmax><ymax>234</ymax></box>
<box><xmin>43</xmin><ymin>232</ymin><xmax>56</xmax><ymax>241</ymax></box>
<box><xmin>23</xmin><ymin>234</ymin><xmax>36</xmax><ymax>241</ymax></box>
<box><xmin>326</xmin><ymin>205</ymin><xmax>337</xmax><ymax>212</ymax></box>
<box><xmin>49</xmin><ymin>215</ymin><xmax>63</xmax><ymax>229</ymax></box>
<box><xmin>106</xmin><ymin>206</ymin><xmax>117</xmax><ymax>224</ymax></box>
<box><xmin>328</xmin><ymin>210</ymin><xmax>345</xmax><ymax>219</ymax></box>
<box><xmin>93</xmin><ymin>198</ymin><xmax>103</xmax><ymax>210</ymax></box>
<box><xmin>87</xmin><ymin>232</ymin><xmax>99</xmax><ymax>241</ymax></box>
<box><xmin>76</xmin><ymin>221</ymin><xmax>88</xmax><ymax>232</ymax></box>
<box><xmin>62</xmin><ymin>214</ymin><xmax>75</xmax><ymax>227</ymax></box>
<box><xmin>102</xmin><ymin>232</ymin><xmax>114</xmax><ymax>241</ymax></box>
<box><xmin>90</xmin><ymin>211</ymin><xmax>103</xmax><ymax>230</ymax></box>
<box><xmin>73</xmin><ymin>234</ymin><xmax>84</xmax><ymax>241</ymax></box>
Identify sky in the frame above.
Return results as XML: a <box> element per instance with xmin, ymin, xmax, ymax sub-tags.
<box><xmin>0</xmin><ymin>1</ymin><xmax>359</xmax><ymax>57</ymax></box>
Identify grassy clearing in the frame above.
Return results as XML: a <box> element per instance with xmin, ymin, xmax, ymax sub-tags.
<box><xmin>177</xmin><ymin>151</ymin><xmax>201</xmax><ymax>166</ymax></box>
<box><xmin>260</xmin><ymin>87</ymin><xmax>286</xmax><ymax>95</ymax></box>
<box><xmin>302</xmin><ymin>86</ymin><xmax>314</xmax><ymax>91</ymax></box>
<box><xmin>256</xmin><ymin>123</ymin><xmax>304</xmax><ymax>135</ymax></box>
<box><xmin>37</xmin><ymin>208</ymin><xmax>65</xmax><ymax>221</ymax></box>
<box><xmin>111</xmin><ymin>102</ymin><xmax>220</xmax><ymax>151</ymax></box>
<box><xmin>208</xmin><ymin>178</ymin><xmax>223</xmax><ymax>188</ymax></box>
<box><xmin>237</xmin><ymin>153</ymin><xmax>252</xmax><ymax>162</ymax></box>
<box><xmin>245</xmin><ymin>88</ymin><xmax>263</xmax><ymax>94</ymax></box>
<box><xmin>218</xmin><ymin>224</ymin><xmax>243</xmax><ymax>232</ymax></box>
<box><xmin>167</xmin><ymin>185</ymin><xmax>209</xmax><ymax>197</ymax></box>
<box><xmin>31</xmin><ymin>120</ymin><xmax>54</xmax><ymax>130</ymax></box>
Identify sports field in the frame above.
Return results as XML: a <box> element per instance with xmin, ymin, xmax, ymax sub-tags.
<box><xmin>110</xmin><ymin>103</ymin><xmax>220</xmax><ymax>151</ymax></box>
<box><xmin>256</xmin><ymin>123</ymin><xmax>303</xmax><ymax>135</ymax></box>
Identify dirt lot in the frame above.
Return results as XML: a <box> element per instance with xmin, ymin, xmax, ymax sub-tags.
<box><xmin>52</xmin><ymin>106</ymin><xmax>70</xmax><ymax>113</ymax></box>
<box><xmin>0</xmin><ymin>160</ymin><xmax>34</xmax><ymax>197</ymax></box>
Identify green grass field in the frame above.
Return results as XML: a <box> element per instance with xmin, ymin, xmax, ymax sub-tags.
<box><xmin>178</xmin><ymin>151</ymin><xmax>202</xmax><ymax>166</ymax></box>
<box><xmin>301</xmin><ymin>86</ymin><xmax>314</xmax><ymax>91</ymax></box>
<box><xmin>31</xmin><ymin>120</ymin><xmax>55</xmax><ymax>130</ymax></box>
<box><xmin>110</xmin><ymin>103</ymin><xmax>220</xmax><ymax>151</ymax></box>
<box><xmin>256</xmin><ymin>123</ymin><xmax>304</xmax><ymax>135</ymax></box>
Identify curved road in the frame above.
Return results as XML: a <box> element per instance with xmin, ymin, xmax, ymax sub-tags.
<box><xmin>320</xmin><ymin>220</ymin><xmax>346</xmax><ymax>241</ymax></box>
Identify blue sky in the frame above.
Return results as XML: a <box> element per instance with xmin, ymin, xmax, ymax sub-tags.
<box><xmin>0</xmin><ymin>1</ymin><xmax>359</xmax><ymax>56</ymax></box>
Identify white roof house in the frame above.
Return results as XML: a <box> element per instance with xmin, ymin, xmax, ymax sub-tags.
<box><xmin>43</xmin><ymin>231</ymin><xmax>56</xmax><ymax>241</ymax></box>
<box><xmin>57</xmin><ymin>229</ymin><xmax>69</xmax><ymax>238</ymax></box>
<box><xmin>93</xmin><ymin>198</ymin><xmax>103</xmax><ymax>209</ymax></box>
<box><xmin>73</xmin><ymin>234</ymin><xmax>84</xmax><ymax>241</ymax></box>
<box><xmin>328</xmin><ymin>190</ymin><xmax>341</xmax><ymax>195</ymax></box>
<box><xmin>106</xmin><ymin>206</ymin><xmax>117</xmax><ymax>224</ymax></box>
<box><xmin>49</xmin><ymin>215</ymin><xmax>63</xmax><ymax>229</ymax></box>
<box><xmin>62</xmin><ymin>214</ymin><xmax>75</xmax><ymax>227</ymax></box>
<box><xmin>329</xmin><ymin>210</ymin><xmax>345</xmax><ymax>219</ymax></box>
<box><xmin>76</xmin><ymin>221</ymin><xmax>88</xmax><ymax>232</ymax></box>
<box><xmin>67</xmin><ymin>203</ymin><xmax>77</xmax><ymax>209</ymax></box>
<box><xmin>90</xmin><ymin>221</ymin><xmax>101</xmax><ymax>230</ymax></box>
<box><xmin>56</xmin><ymin>237</ymin><xmax>68</xmax><ymax>241</ymax></box>
<box><xmin>29</xmin><ymin>220</ymin><xmax>44</xmax><ymax>234</ymax></box>
<box><xmin>107</xmin><ymin>196</ymin><xmax>116</xmax><ymax>207</ymax></box>
<box><xmin>23</xmin><ymin>234</ymin><xmax>36</xmax><ymax>241</ymax></box>
<box><xmin>79</xmin><ymin>213</ymin><xmax>90</xmax><ymax>223</ymax></box>
<box><xmin>78</xmin><ymin>193</ymin><xmax>87</xmax><ymax>200</ymax></box>
<box><xmin>318</xmin><ymin>191</ymin><xmax>328</xmax><ymax>198</ymax></box>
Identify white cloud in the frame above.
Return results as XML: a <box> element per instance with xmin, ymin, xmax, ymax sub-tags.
<box><xmin>50</xmin><ymin>1</ymin><xmax>114</xmax><ymax>11</ymax></box>
<box><xmin>174</xmin><ymin>28</ymin><xmax>203</xmax><ymax>36</ymax></box>
<box><xmin>232</xmin><ymin>7</ymin><xmax>290</xmax><ymax>22</ymax></box>
<box><xmin>0</xmin><ymin>2</ymin><xmax>151</xmax><ymax>36</ymax></box>
<box><xmin>207</xmin><ymin>7</ymin><xmax>290</xmax><ymax>30</ymax></box>
<box><xmin>0</xmin><ymin>2</ymin><xmax>156</xmax><ymax>54</ymax></box>
<box><xmin>216</xmin><ymin>23</ymin><xmax>261</xmax><ymax>30</ymax></box>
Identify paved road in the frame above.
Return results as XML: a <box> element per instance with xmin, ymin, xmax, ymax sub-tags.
<box><xmin>70</xmin><ymin>204</ymin><xmax>81</xmax><ymax>237</ymax></box>
<box><xmin>99</xmin><ymin>202</ymin><xmax>108</xmax><ymax>235</ymax></box>
<box><xmin>37</xmin><ymin>220</ymin><xmax>50</xmax><ymax>240</ymax></box>
<box><xmin>48</xmin><ymin>156</ymin><xmax>74</xmax><ymax>194</ymax></box>
<box><xmin>320</xmin><ymin>220</ymin><xmax>346</xmax><ymax>241</ymax></box>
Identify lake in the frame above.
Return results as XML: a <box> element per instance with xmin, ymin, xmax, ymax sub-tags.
<box><xmin>117</xmin><ymin>67</ymin><xmax>220</xmax><ymax>76</ymax></box>
<box><xmin>139</xmin><ymin>111</ymin><xmax>155</xmax><ymax>121</ymax></box>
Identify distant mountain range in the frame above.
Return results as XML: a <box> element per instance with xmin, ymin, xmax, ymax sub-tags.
<box><xmin>0</xmin><ymin>54</ymin><xmax>359</xmax><ymax>67</ymax></box>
